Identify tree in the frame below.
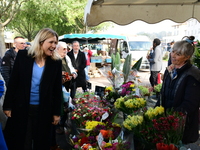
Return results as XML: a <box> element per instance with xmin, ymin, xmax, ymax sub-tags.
<box><xmin>192</xmin><ymin>40</ymin><xmax>200</xmax><ymax>68</ymax></box>
<box><xmin>0</xmin><ymin>0</ymin><xmax>27</xmax><ymax>57</ymax></box>
<box><xmin>7</xmin><ymin>0</ymin><xmax>111</xmax><ymax>41</ymax></box>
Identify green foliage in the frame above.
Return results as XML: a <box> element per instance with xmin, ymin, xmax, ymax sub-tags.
<box><xmin>111</xmin><ymin>53</ymin><xmax>115</xmax><ymax>70</ymax></box>
<box><xmin>123</xmin><ymin>54</ymin><xmax>132</xmax><ymax>83</ymax></box>
<box><xmin>192</xmin><ymin>40</ymin><xmax>200</xmax><ymax>68</ymax></box>
<box><xmin>154</xmin><ymin>83</ymin><xmax>162</xmax><ymax>93</ymax></box>
<box><xmin>132</xmin><ymin>57</ymin><xmax>143</xmax><ymax>71</ymax></box>
<box><xmin>111</xmin><ymin>52</ymin><xmax>121</xmax><ymax>71</ymax></box>
<box><xmin>163</xmin><ymin>51</ymin><xmax>169</xmax><ymax>61</ymax></box>
<box><xmin>6</xmin><ymin>0</ymin><xmax>111</xmax><ymax>41</ymax></box>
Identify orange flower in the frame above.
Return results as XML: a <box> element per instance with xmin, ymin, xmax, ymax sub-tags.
<box><xmin>100</xmin><ymin>129</ymin><xmax>114</xmax><ymax>139</ymax></box>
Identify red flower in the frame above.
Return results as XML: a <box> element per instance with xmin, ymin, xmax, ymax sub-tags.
<box><xmin>80</xmin><ymin>137</ymin><xmax>89</xmax><ymax>146</ymax></box>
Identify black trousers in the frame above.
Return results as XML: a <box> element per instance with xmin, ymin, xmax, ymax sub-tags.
<box><xmin>24</xmin><ymin>105</ymin><xmax>39</xmax><ymax>150</ymax></box>
<box><xmin>149</xmin><ymin>71</ymin><xmax>160</xmax><ymax>87</ymax></box>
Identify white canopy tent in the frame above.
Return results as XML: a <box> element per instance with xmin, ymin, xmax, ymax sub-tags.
<box><xmin>84</xmin><ymin>0</ymin><xmax>200</xmax><ymax>27</ymax></box>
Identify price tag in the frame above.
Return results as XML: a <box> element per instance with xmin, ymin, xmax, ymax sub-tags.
<box><xmin>102</xmin><ymin>112</ymin><xmax>109</xmax><ymax>120</ymax></box>
<box><xmin>97</xmin><ymin>132</ymin><xmax>104</xmax><ymax>148</ymax></box>
<box><xmin>119</xmin><ymin>130</ymin><xmax>124</xmax><ymax>140</ymax></box>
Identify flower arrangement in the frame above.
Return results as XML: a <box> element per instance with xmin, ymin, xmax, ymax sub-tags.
<box><xmin>120</xmin><ymin>81</ymin><xmax>136</xmax><ymax>96</ymax></box>
<box><xmin>104</xmin><ymin>86</ymin><xmax>120</xmax><ymax>105</ymax></box>
<box><xmin>138</xmin><ymin>85</ymin><xmax>153</xmax><ymax>97</ymax></box>
<box><xmin>123</xmin><ymin>106</ymin><xmax>186</xmax><ymax>149</ymax></box>
<box><xmin>114</xmin><ymin>95</ymin><xmax>146</xmax><ymax>115</ymax></box>
<box><xmin>100</xmin><ymin>139</ymin><xmax>130</xmax><ymax>150</ymax></box>
<box><xmin>72</xmin><ymin>120</ymin><xmax>123</xmax><ymax>150</ymax></box>
<box><xmin>71</xmin><ymin>97</ymin><xmax>111</xmax><ymax>128</ymax></box>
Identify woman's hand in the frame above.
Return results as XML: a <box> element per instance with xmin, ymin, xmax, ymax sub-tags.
<box><xmin>4</xmin><ymin>110</ymin><xmax>11</xmax><ymax>117</ymax></box>
<box><xmin>52</xmin><ymin>115</ymin><xmax>60</xmax><ymax>125</ymax></box>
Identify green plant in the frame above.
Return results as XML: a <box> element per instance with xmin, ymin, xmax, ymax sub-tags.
<box><xmin>192</xmin><ymin>40</ymin><xmax>200</xmax><ymax>68</ymax></box>
<box><xmin>123</xmin><ymin>54</ymin><xmax>132</xmax><ymax>83</ymax></box>
<box><xmin>132</xmin><ymin>57</ymin><xmax>143</xmax><ymax>70</ymax></box>
<box><xmin>154</xmin><ymin>83</ymin><xmax>162</xmax><ymax>93</ymax></box>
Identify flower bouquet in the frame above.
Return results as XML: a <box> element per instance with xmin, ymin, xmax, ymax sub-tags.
<box><xmin>114</xmin><ymin>95</ymin><xmax>146</xmax><ymax>115</ymax></box>
<box><xmin>72</xmin><ymin>120</ymin><xmax>123</xmax><ymax>150</ymax></box>
<box><xmin>104</xmin><ymin>86</ymin><xmax>120</xmax><ymax>105</ymax></box>
<box><xmin>71</xmin><ymin>101</ymin><xmax>111</xmax><ymax>128</ymax></box>
<box><xmin>119</xmin><ymin>81</ymin><xmax>136</xmax><ymax>96</ymax></box>
<box><xmin>138</xmin><ymin>85</ymin><xmax>153</xmax><ymax>98</ymax></box>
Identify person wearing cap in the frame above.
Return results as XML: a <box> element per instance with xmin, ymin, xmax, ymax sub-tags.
<box><xmin>25</xmin><ymin>42</ymin><xmax>31</xmax><ymax>48</ymax></box>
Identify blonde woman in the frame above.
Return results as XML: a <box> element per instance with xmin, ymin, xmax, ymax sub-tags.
<box><xmin>3</xmin><ymin>28</ymin><xmax>62</xmax><ymax>150</ymax></box>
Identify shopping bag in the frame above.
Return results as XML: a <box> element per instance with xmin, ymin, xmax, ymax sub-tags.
<box><xmin>62</xmin><ymin>86</ymin><xmax>70</xmax><ymax>103</ymax></box>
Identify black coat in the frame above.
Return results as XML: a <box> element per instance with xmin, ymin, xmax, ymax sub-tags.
<box><xmin>160</xmin><ymin>62</ymin><xmax>200</xmax><ymax>144</ymax></box>
<box><xmin>67</xmin><ymin>50</ymin><xmax>86</xmax><ymax>87</ymax></box>
<box><xmin>1</xmin><ymin>47</ymin><xmax>17</xmax><ymax>87</ymax></box>
<box><xmin>3</xmin><ymin>50</ymin><xmax>63</xmax><ymax>150</ymax></box>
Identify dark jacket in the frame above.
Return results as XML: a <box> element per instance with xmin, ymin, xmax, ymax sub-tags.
<box><xmin>3</xmin><ymin>50</ymin><xmax>63</xmax><ymax>150</ymax></box>
<box><xmin>160</xmin><ymin>62</ymin><xmax>200</xmax><ymax>144</ymax></box>
<box><xmin>1</xmin><ymin>48</ymin><xmax>17</xmax><ymax>87</ymax></box>
<box><xmin>67</xmin><ymin>50</ymin><xmax>86</xmax><ymax>87</ymax></box>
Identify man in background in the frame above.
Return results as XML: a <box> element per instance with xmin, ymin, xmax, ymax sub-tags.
<box><xmin>67</xmin><ymin>41</ymin><xmax>86</xmax><ymax>98</ymax></box>
<box><xmin>1</xmin><ymin>36</ymin><xmax>26</xmax><ymax>86</ymax></box>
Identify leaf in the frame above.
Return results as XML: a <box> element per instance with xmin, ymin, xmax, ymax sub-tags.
<box><xmin>132</xmin><ymin>57</ymin><xmax>143</xmax><ymax>71</ymax></box>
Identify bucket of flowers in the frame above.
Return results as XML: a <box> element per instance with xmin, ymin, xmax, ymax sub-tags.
<box><xmin>71</xmin><ymin>99</ymin><xmax>112</xmax><ymax>128</ymax></box>
<box><xmin>114</xmin><ymin>95</ymin><xmax>146</xmax><ymax>116</ymax></box>
<box><xmin>104</xmin><ymin>86</ymin><xmax>120</xmax><ymax>105</ymax></box>
<box><xmin>72</xmin><ymin>120</ymin><xmax>123</xmax><ymax>150</ymax></box>
<box><xmin>122</xmin><ymin>106</ymin><xmax>187</xmax><ymax>149</ymax></box>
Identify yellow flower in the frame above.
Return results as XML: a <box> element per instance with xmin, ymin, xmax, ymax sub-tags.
<box><xmin>85</xmin><ymin>121</ymin><xmax>105</xmax><ymax>130</ymax></box>
<box><xmin>104</xmin><ymin>143</ymin><xmax>112</xmax><ymax>147</ymax></box>
<box><xmin>124</xmin><ymin>98</ymin><xmax>146</xmax><ymax>109</ymax></box>
<box><xmin>123</xmin><ymin>115</ymin><xmax>144</xmax><ymax>130</ymax></box>
<box><xmin>145</xmin><ymin>106</ymin><xmax>164</xmax><ymax>120</ymax></box>
<box><xmin>114</xmin><ymin>97</ymin><xmax>124</xmax><ymax>108</ymax></box>
<box><xmin>105</xmin><ymin>86</ymin><xmax>113</xmax><ymax>91</ymax></box>
<box><xmin>130</xmin><ymin>84</ymin><xmax>135</xmax><ymax>88</ymax></box>
<box><xmin>112</xmin><ymin>122</ymin><xmax>121</xmax><ymax>127</ymax></box>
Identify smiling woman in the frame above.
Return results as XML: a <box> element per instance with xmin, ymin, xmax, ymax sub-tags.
<box><xmin>3</xmin><ymin>28</ymin><xmax>63</xmax><ymax>150</ymax></box>
<box><xmin>156</xmin><ymin>36</ymin><xmax>200</xmax><ymax>144</ymax></box>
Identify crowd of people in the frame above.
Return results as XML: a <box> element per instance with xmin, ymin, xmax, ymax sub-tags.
<box><xmin>0</xmin><ymin>28</ymin><xmax>199</xmax><ymax>150</ymax></box>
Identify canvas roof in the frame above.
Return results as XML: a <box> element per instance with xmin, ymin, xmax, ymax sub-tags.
<box><xmin>84</xmin><ymin>0</ymin><xmax>200</xmax><ymax>27</ymax></box>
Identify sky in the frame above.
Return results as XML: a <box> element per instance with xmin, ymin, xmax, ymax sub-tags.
<box><xmin>102</xmin><ymin>20</ymin><xmax>177</xmax><ymax>35</ymax></box>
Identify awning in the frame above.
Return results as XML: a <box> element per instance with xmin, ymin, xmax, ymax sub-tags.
<box><xmin>59</xmin><ymin>33</ymin><xmax>127</xmax><ymax>44</ymax></box>
<box><xmin>84</xmin><ymin>0</ymin><xmax>200</xmax><ymax>27</ymax></box>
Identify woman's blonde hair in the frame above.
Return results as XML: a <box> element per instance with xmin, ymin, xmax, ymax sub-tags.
<box><xmin>28</xmin><ymin>28</ymin><xmax>59</xmax><ymax>60</ymax></box>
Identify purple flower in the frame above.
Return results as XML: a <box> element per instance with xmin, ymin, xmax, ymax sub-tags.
<box><xmin>121</xmin><ymin>88</ymin><xmax>127</xmax><ymax>96</ymax></box>
<box><xmin>126</xmin><ymin>91</ymin><xmax>131</xmax><ymax>95</ymax></box>
<box><xmin>95</xmin><ymin>116</ymin><xmax>101</xmax><ymax>121</ymax></box>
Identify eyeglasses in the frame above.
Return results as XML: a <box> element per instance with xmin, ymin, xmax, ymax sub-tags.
<box><xmin>18</xmin><ymin>43</ymin><xmax>26</xmax><ymax>45</ymax></box>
